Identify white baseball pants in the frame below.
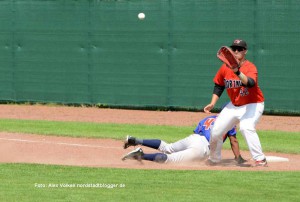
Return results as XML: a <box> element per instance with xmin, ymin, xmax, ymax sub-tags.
<box><xmin>158</xmin><ymin>134</ymin><xmax>210</xmax><ymax>163</ymax></box>
<box><xmin>209</xmin><ymin>102</ymin><xmax>265</xmax><ymax>162</ymax></box>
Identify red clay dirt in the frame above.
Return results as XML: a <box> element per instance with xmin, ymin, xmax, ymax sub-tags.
<box><xmin>0</xmin><ymin>104</ymin><xmax>299</xmax><ymax>171</ymax></box>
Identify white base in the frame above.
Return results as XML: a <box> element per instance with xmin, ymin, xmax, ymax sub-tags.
<box><xmin>266</xmin><ymin>156</ymin><xmax>289</xmax><ymax>162</ymax></box>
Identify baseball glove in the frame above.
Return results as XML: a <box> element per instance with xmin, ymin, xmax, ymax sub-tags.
<box><xmin>217</xmin><ymin>46</ymin><xmax>240</xmax><ymax>69</ymax></box>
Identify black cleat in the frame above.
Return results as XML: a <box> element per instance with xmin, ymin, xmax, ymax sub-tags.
<box><xmin>121</xmin><ymin>147</ymin><xmax>144</xmax><ymax>161</ymax></box>
<box><xmin>123</xmin><ymin>135</ymin><xmax>138</xmax><ymax>149</ymax></box>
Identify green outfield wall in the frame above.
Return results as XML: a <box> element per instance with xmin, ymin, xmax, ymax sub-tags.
<box><xmin>0</xmin><ymin>0</ymin><xmax>299</xmax><ymax>114</ymax></box>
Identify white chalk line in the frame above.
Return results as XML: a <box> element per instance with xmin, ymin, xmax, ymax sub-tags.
<box><xmin>0</xmin><ymin>137</ymin><xmax>120</xmax><ymax>149</ymax></box>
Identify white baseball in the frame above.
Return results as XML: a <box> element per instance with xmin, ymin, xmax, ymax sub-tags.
<box><xmin>138</xmin><ymin>13</ymin><xmax>145</xmax><ymax>20</ymax></box>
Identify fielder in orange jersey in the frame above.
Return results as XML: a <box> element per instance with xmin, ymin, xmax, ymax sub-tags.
<box><xmin>204</xmin><ymin>39</ymin><xmax>267</xmax><ymax>167</ymax></box>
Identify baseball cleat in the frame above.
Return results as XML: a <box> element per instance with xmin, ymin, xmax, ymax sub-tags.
<box><xmin>123</xmin><ymin>135</ymin><xmax>137</xmax><ymax>149</ymax></box>
<box><xmin>253</xmin><ymin>158</ymin><xmax>268</xmax><ymax>167</ymax></box>
<box><xmin>122</xmin><ymin>147</ymin><xmax>144</xmax><ymax>161</ymax></box>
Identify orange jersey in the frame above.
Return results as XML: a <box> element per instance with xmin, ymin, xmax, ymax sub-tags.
<box><xmin>213</xmin><ymin>60</ymin><xmax>264</xmax><ymax>106</ymax></box>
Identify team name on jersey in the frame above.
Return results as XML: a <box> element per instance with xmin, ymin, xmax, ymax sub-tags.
<box><xmin>224</xmin><ymin>79</ymin><xmax>242</xmax><ymax>89</ymax></box>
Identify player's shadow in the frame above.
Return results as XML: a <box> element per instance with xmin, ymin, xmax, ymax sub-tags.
<box><xmin>220</xmin><ymin>159</ymin><xmax>252</xmax><ymax>167</ymax></box>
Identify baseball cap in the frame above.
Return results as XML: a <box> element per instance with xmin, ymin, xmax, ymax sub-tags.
<box><xmin>230</xmin><ymin>39</ymin><xmax>247</xmax><ymax>49</ymax></box>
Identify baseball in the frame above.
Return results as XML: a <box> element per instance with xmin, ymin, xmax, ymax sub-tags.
<box><xmin>138</xmin><ymin>13</ymin><xmax>145</xmax><ymax>20</ymax></box>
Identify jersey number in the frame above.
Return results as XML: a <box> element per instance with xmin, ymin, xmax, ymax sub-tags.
<box><xmin>203</xmin><ymin>118</ymin><xmax>215</xmax><ymax>130</ymax></box>
<box><xmin>239</xmin><ymin>87</ymin><xmax>249</xmax><ymax>96</ymax></box>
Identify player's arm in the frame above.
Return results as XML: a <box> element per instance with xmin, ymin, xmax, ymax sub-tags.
<box><xmin>204</xmin><ymin>84</ymin><xmax>224</xmax><ymax>113</ymax></box>
<box><xmin>228</xmin><ymin>135</ymin><xmax>246</xmax><ymax>164</ymax></box>
<box><xmin>232</xmin><ymin>68</ymin><xmax>255</xmax><ymax>87</ymax></box>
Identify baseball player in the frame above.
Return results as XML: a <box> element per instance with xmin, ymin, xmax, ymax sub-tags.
<box><xmin>122</xmin><ymin>114</ymin><xmax>246</xmax><ymax>164</ymax></box>
<box><xmin>204</xmin><ymin>39</ymin><xmax>267</xmax><ymax>167</ymax></box>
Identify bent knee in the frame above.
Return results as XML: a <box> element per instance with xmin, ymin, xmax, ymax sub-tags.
<box><xmin>154</xmin><ymin>153</ymin><xmax>168</xmax><ymax>163</ymax></box>
<box><xmin>158</xmin><ymin>141</ymin><xmax>173</xmax><ymax>154</ymax></box>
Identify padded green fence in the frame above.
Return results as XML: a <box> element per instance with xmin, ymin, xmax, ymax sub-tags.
<box><xmin>0</xmin><ymin>0</ymin><xmax>299</xmax><ymax>114</ymax></box>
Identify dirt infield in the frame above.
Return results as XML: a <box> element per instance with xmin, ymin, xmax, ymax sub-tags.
<box><xmin>0</xmin><ymin>104</ymin><xmax>299</xmax><ymax>171</ymax></box>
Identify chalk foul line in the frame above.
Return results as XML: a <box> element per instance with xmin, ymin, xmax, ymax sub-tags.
<box><xmin>0</xmin><ymin>137</ymin><xmax>120</xmax><ymax>149</ymax></box>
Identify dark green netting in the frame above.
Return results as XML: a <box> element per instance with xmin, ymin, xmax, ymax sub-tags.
<box><xmin>0</xmin><ymin>0</ymin><xmax>299</xmax><ymax>114</ymax></box>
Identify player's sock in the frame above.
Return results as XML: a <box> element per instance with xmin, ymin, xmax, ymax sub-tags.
<box><xmin>143</xmin><ymin>153</ymin><xmax>167</xmax><ymax>163</ymax></box>
<box><xmin>141</xmin><ymin>139</ymin><xmax>161</xmax><ymax>149</ymax></box>
<box><xmin>135</xmin><ymin>138</ymin><xmax>143</xmax><ymax>145</ymax></box>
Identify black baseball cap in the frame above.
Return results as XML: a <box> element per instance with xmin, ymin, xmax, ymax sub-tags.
<box><xmin>230</xmin><ymin>39</ymin><xmax>247</xmax><ymax>49</ymax></box>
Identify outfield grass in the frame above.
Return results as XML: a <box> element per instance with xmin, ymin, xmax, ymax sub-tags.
<box><xmin>0</xmin><ymin>164</ymin><xmax>299</xmax><ymax>202</ymax></box>
<box><xmin>0</xmin><ymin>119</ymin><xmax>299</xmax><ymax>154</ymax></box>
<box><xmin>0</xmin><ymin>119</ymin><xmax>299</xmax><ymax>201</ymax></box>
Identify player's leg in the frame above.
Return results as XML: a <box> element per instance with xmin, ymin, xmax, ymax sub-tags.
<box><xmin>158</xmin><ymin>134</ymin><xmax>198</xmax><ymax>154</ymax></box>
<box><xmin>123</xmin><ymin>136</ymin><xmax>170</xmax><ymax>163</ymax></box>
<box><xmin>135</xmin><ymin>134</ymin><xmax>209</xmax><ymax>164</ymax></box>
<box><xmin>164</xmin><ymin>135</ymin><xmax>210</xmax><ymax>163</ymax></box>
<box><xmin>125</xmin><ymin>133</ymin><xmax>203</xmax><ymax>153</ymax></box>
<box><xmin>209</xmin><ymin>102</ymin><xmax>239</xmax><ymax>163</ymax></box>
<box><xmin>142</xmin><ymin>153</ymin><xmax>168</xmax><ymax>163</ymax></box>
<box><xmin>124</xmin><ymin>135</ymin><xmax>161</xmax><ymax>149</ymax></box>
<box><xmin>123</xmin><ymin>135</ymin><xmax>209</xmax><ymax>164</ymax></box>
<box><xmin>239</xmin><ymin>102</ymin><xmax>265</xmax><ymax>161</ymax></box>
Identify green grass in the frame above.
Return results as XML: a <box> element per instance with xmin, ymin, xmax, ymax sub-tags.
<box><xmin>0</xmin><ymin>119</ymin><xmax>190</xmax><ymax>140</ymax></box>
<box><xmin>0</xmin><ymin>119</ymin><xmax>299</xmax><ymax>154</ymax></box>
<box><xmin>0</xmin><ymin>118</ymin><xmax>299</xmax><ymax>201</ymax></box>
<box><xmin>0</xmin><ymin>163</ymin><xmax>299</xmax><ymax>202</ymax></box>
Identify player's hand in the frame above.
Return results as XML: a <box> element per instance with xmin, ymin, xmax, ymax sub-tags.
<box><xmin>204</xmin><ymin>104</ymin><xmax>214</xmax><ymax>113</ymax></box>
